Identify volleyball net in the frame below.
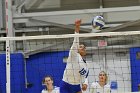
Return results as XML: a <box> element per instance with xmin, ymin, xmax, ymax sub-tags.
<box><xmin>0</xmin><ymin>31</ymin><xmax>140</xmax><ymax>93</ymax></box>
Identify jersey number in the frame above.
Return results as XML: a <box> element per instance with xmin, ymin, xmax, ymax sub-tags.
<box><xmin>79</xmin><ymin>68</ymin><xmax>86</xmax><ymax>75</ymax></box>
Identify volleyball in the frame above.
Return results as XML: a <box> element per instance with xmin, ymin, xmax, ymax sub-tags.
<box><xmin>92</xmin><ymin>15</ymin><xmax>105</xmax><ymax>30</ymax></box>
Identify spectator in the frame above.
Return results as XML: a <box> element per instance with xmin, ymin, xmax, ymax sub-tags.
<box><xmin>42</xmin><ymin>75</ymin><xmax>60</xmax><ymax>93</ymax></box>
<box><xmin>90</xmin><ymin>71</ymin><xmax>111</xmax><ymax>93</ymax></box>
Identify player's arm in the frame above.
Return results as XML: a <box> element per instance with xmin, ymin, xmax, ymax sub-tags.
<box><xmin>70</xmin><ymin>19</ymin><xmax>81</xmax><ymax>52</ymax></box>
<box><xmin>67</xmin><ymin>20</ymin><xmax>81</xmax><ymax>62</ymax></box>
<box><xmin>79</xmin><ymin>64</ymin><xmax>89</xmax><ymax>91</ymax></box>
<box><xmin>81</xmin><ymin>70</ymin><xmax>89</xmax><ymax>91</ymax></box>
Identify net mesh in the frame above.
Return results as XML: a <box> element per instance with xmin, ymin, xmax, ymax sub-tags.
<box><xmin>0</xmin><ymin>31</ymin><xmax>140</xmax><ymax>93</ymax></box>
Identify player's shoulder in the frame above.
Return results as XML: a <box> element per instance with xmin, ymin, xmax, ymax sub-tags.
<box><xmin>41</xmin><ymin>89</ymin><xmax>47</xmax><ymax>93</ymax></box>
<box><xmin>104</xmin><ymin>83</ymin><xmax>111</xmax><ymax>88</ymax></box>
<box><xmin>54</xmin><ymin>86</ymin><xmax>60</xmax><ymax>90</ymax></box>
<box><xmin>54</xmin><ymin>86</ymin><xmax>60</xmax><ymax>92</ymax></box>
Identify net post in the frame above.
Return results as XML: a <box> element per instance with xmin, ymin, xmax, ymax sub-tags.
<box><xmin>6</xmin><ymin>40</ymin><xmax>11</xmax><ymax>93</ymax></box>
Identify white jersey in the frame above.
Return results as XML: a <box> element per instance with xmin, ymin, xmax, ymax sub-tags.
<box><xmin>62</xmin><ymin>32</ymin><xmax>89</xmax><ymax>85</ymax></box>
<box><xmin>41</xmin><ymin>86</ymin><xmax>60</xmax><ymax>93</ymax></box>
<box><xmin>90</xmin><ymin>82</ymin><xmax>111</xmax><ymax>93</ymax></box>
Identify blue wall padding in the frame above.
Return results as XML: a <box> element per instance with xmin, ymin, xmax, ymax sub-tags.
<box><xmin>0</xmin><ymin>53</ymin><xmax>25</xmax><ymax>93</ymax></box>
<box><xmin>0</xmin><ymin>51</ymin><xmax>68</xmax><ymax>93</ymax></box>
<box><xmin>0</xmin><ymin>54</ymin><xmax>6</xmax><ymax>93</ymax></box>
<box><xmin>130</xmin><ymin>48</ymin><xmax>140</xmax><ymax>92</ymax></box>
<box><xmin>25</xmin><ymin>51</ymin><xmax>68</xmax><ymax>93</ymax></box>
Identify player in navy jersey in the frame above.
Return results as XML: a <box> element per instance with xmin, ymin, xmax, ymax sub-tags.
<box><xmin>60</xmin><ymin>19</ymin><xmax>89</xmax><ymax>93</ymax></box>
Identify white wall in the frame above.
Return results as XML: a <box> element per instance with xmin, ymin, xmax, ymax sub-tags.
<box><xmin>25</xmin><ymin>10</ymin><xmax>140</xmax><ymax>27</ymax></box>
<box><xmin>105</xmin><ymin>11</ymin><xmax>140</xmax><ymax>22</ymax></box>
<box><xmin>38</xmin><ymin>0</ymin><xmax>60</xmax><ymax>9</ymax></box>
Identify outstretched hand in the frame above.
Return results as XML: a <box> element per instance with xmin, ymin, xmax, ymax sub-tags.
<box><xmin>75</xmin><ymin>19</ymin><xmax>81</xmax><ymax>33</ymax></box>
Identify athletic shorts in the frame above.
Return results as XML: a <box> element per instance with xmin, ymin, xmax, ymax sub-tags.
<box><xmin>60</xmin><ymin>80</ymin><xmax>81</xmax><ymax>93</ymax></box>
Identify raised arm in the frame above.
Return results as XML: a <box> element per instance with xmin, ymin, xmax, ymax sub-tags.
<box><xmin>67</xmin><ymin>20</ymin><xmax>81</xmax><ymax>62</ymax></box>
<box><xmin>75</xmin><ymin>19</ymin><xmax>81</xmax><ymax>33</ymax></box>
<box><xmin>70</xmin><ymin>19</ymin><xmax>81</xmax><ymax>51</ymax></box>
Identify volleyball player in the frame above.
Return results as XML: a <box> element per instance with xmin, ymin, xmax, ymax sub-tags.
<box><xmin>90</xmin><ymin>71</ymin><xmax>111</xmax><ymax>93</ymax></box>
<box><xmin>42</xmin><ymin>75</ymin><xmax>60</xmax><ymax>93</ymax></box>
<box><xmin>60</xmin><ymin>19</ymin><xmax>89</xmax><ymax>93</ymax></box>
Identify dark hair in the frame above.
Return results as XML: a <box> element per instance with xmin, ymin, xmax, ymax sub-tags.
<box><xmin>79</xmin><ymin>42</ymin><xmax>86</xmax><ymax>46</ymax></box>
<box><xmin>42</xmin><ymin>75</ymin><xmax>53</xmax><ymax>84</ymax></box>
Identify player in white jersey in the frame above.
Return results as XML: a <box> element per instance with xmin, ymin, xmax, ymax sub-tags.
<box><xmin>42</xmin><ymin>75</ymin><xmax>60</xmax><ymax>93</ymax></box>
<box><xmin>90</xmin><ymin>71</ymin><xmax>111</xmax><ymax>93</ymax></box>
<box><xmin>60</xmin><ymin>19</ymin><xmax>89</xmax><ymax>93</ymax></box>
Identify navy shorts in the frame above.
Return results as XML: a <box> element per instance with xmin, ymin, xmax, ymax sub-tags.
<box><xmin>60</xmin><ymin>80</ymin><xmax>81</xmax><ymax>93</ymax></box>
